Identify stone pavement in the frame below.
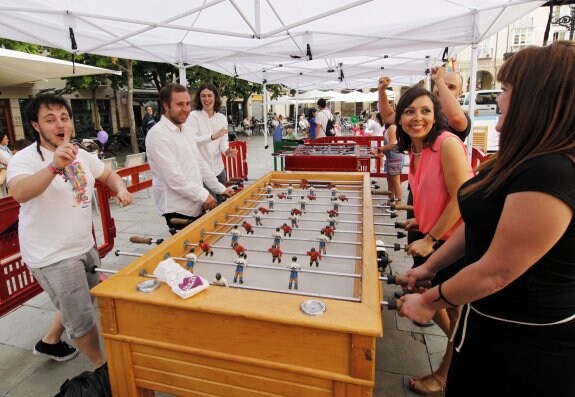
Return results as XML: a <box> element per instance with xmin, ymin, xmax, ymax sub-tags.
<box><xmin>0</xmin><ymin>134</ymin><xmax>446</xmax><ymax>396</ymax></box>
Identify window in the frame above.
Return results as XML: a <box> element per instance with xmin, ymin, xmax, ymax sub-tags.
<box><xmin>552</xmin><ymin>6</ymin><xmax>562</xmax><ymax>21</ymax></box>
<box><xmin>511</xmin><ymin>28</ymin><xmax>533</xmax><ymax>52</ymax></box>
<box><xmin>553</xmin><ymin>31</ymin><xmax>567</xmax><ymax>42</ymax></box>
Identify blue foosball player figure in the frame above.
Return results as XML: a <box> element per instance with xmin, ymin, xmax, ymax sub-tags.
<box><xmin>233</xmin><ymin>253</ymin><xmax>248</xmax><ymax>284</ymax></box>
<box><xmin>185</xmin><ymin>249</ymin><xmax>197</xmax><ymax>272</ymax></box>
<box><xmin>287</xmin><ymin>256</ymin><xmax>301</xmax><ymax>290</ymax></box>
<box><xmin>229</xmin><ymin>224</ymin><xmax>241</xmax><ymax>247</ymax></box>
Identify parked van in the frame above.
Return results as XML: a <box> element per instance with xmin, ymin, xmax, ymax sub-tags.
<box><xmin>458</xmin><ymin>90</ymin><xmax>502</xmax><ymax>116</ymax></box>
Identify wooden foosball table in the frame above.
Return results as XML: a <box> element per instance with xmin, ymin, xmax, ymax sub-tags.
<box><xmin>91</xmin><ymin>171</ymin><xmax>382</xmax><ymax>397</ymax></box>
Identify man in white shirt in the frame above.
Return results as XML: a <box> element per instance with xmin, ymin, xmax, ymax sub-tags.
<box><xmin>146</xmin><ymin>83</ymin><xmax>234</xmax><ymax>233</ymax></box>
<box><xmin>315</xmin><ymin>98</ymin><xmax>333</xmax><ymax>139</ymax></box>
<box><xmin>186</xmin><ymin>82</ymin><xmax>237</xmax><ymax>203</ymax></box>
<box><xmin>7</xmin><ymin>94</ymin><xmax>133</xmax><ymax>373</ymax></box>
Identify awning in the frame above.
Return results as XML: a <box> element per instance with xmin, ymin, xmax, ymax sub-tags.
<box><xmin>0</xmin><ymin>48</ymin><xmax>121</xmax><ymax>87</ymax></box>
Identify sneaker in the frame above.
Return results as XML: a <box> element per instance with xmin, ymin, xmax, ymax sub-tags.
<box><xmin>33</xmin><ymin>340</ymin><xmax>79</xmax><ymax>362</ymax></box>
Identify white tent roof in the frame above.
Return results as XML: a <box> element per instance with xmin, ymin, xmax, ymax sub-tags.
<box><xmin>0</xmin><ymin>48</ymin><xmax>121</xmax><ymax>87</ymax></box>
<box><xmin>0</xmin><ymin>1</ymin><xmax>544</xmax><ymax>89</ymax></box>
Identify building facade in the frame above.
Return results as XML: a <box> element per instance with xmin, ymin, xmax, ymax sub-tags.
<box><xmin>456</xmin><ymin>5</ymin><xmax>573</xmax><ymax>92</ymax></box>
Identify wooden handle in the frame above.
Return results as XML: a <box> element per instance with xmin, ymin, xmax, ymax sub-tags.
<box><xmin>372</xmin><ymin>190</ymin><xmax>392</xmax><ymax>196</ymax></box>
<box><xmin>393</xmin><ymin>204</ymin><xmax>414</xmax><ymax>211</ymax></box>
<box><xmin>388</xmin><ymin>274</ymin><xmax>432</xmax><ymax>288</ymax></box>
<box><xmin>130</xmin><ymin>236</ymin><xmax>153</xmax><ymax>244</ymax></box>
<box><xmin>385</xmin><ymin>298</ymin><xmax>402</xmax><ymax>311</ymax></box>
<box><xmin>170</xmin><ymin>218</ymin><xmax>190</xmax><ymax>226</ymax></box>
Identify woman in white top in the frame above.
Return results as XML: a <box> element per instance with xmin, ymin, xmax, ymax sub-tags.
<box><xmin>365</xmin><ymin>112</ymin><xmax>384</xmax><ymax>136</ymax></box>
<box><xmin>186</xmin><ymin>82</ymin><xmax>237</xmax><ymax>203</ymax></box>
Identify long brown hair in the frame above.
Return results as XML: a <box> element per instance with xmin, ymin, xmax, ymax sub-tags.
<box><xmin>461</xmin><ymin>41</ymin><xmax>575</xmax><ymax>197</ymax></box>
<box><xmin>194</xmin><ymin>81</ymin><xmax>222</xmax><ymax>111</ymax></box>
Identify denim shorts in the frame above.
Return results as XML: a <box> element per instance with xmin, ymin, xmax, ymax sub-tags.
<box><xmin>384</xmin><ymin>158</ymin><xmax>404</xmax><ymax>176</ymax></box>
<box><xmin>29</xmin><ymin>247</ymin><xmax>100</xmax><ymax>339</ymax></box>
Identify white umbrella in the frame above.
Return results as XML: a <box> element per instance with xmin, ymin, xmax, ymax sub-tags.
<box><xmin>293</xmin><ymin>89</ymin><xmax>337</xmax><ymax>100</ymax></box>
<box><xmin>0</xmin><ymin>48</ymin><xmax>121</xmax><ymax>87</ymax></box>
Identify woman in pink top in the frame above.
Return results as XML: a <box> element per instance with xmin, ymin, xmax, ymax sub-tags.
<box><xmin>395</xmin><ymin>86</ymin><xmax>472</xmax><ymax>395</ymax></box>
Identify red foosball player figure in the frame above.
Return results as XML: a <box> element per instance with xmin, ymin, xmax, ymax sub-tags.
<box><xmin>300</xmin><ymin>179</ymin><xmax>309</xmax><ymax>189</ymax></box>
<box><xmin>242</xmin><ymin>221</ymin><xmax>255</xmax><ymax>235</ymax></box>
<box><xmin>268</xmin><ymin>244</ymin><xmax>283</xmax><ymax>263</ymax></box>
<box><xmin>258</xmin><ymin>206</ymin><xmax>270</xmax><ymax>214</ymax></box>
<box><xmin>338</xmin><ymin>194</ymin><xmax>348</xmax><ymax>202</ymax></box>
<box><xmin>280</xmin><ymin>223</ymin><xmax>293</xmax><ymax>237</ymax></box>
<box><xmin>322</xmin><ymin>225</ymin><xmax>334</xmax><ymax>240</ymax></box>
<box><xmin>277</xmin><ymin>192</ymin><xmax>286</xmax><ymax>200</ymax></box>
<box><xmin>306</xmin><ymin>247</ymin><xmax>322</xmax><ymax>267</ymax></box>
<box><xmin>198</xmin><ymin>239</ymin><xmax>214</xmax><ymax>257</ymax></box>
<box><xmin>327</xmin><ymin>209</ymin><xmax>339</xmax><ymax>218</ymax></box>
<box><xmin>232</xmin><ymin>241</ymin><xmax>247</xmax><ymax>258</ymax></box>
<box><xmin>292</xmin><ymin>208</ymin><xmax>302</xmax><ymax>216</ymax></box>
<box><xmin>307</xmin><ymin>194</ymin><xmax>317</xmax><ymax>201</ymax></box>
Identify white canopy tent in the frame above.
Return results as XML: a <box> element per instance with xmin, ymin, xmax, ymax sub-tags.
<box><xmin>0</xmin><ymin>47</ymin><xmax>121</xmax><ymax>87</ymax></box>
<box><xmin>0</xmin><ymin>0</ymin><xmax>545</xmax><ymax>147</ymax></box>
<box><xmin>0</xmin><ymin>1</ymin><xmax>543</xmax><ymax>87</ymax></box>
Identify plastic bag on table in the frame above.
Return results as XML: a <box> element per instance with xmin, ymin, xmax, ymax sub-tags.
<box><xmin>153</xmin><ymin>257</ymin><xmax>209</xmax><ymax>299</ymax></box>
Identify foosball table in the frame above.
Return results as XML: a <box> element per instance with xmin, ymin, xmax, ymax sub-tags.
<box><xmin>284</xmin><ymin>143</ymin><xmax>372</xmax><ymax>172</ymax></box>
<box><xmin>91</xmin><ymin>171</ymin><xmax>383</xmax><ymax>397</ymax></box>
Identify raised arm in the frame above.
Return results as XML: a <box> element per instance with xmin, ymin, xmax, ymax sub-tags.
<box><xmin>9</xmin><ymin>141</ymin><xmax>77</xmax><ymax>203</ymax></box>
<box><xmin>378</xmin><ymin>76</ymin><xmax>396</xmax><ymax>125</ymax></box>
<box><xmin>431</xmin><ymin>67</ymin><xmax>468</xmax><ymax>133</ymax></box>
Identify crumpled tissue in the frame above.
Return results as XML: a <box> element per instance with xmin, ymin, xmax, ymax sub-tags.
<box><xmin>153</xmin><ymin>258</ymin><xmax>209</xmax><ymax>299</ymax></box>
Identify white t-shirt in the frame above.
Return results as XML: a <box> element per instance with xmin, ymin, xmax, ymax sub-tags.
<box><xmin>7</xmin><ymin>145</ymin><xmax>105</xmax><ymax>268</ymax></box>
<box><xmin>186</xmin><ymin>110</ymin><xmax>229</xmax><ymax>175</ymax></box>
<box><xmin>365</xmin><ymin>119</ymin><xmax>383</xmax><ymax>136</ymax></box>
<box><xmin>315</xmin><ymin>108</ymin><xmax>333</xmax><ymax>139</ymax></box>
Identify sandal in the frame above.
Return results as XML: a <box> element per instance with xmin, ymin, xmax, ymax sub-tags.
<box><xmin>408</xmin><ymin>373</ymin><xmax>446</xmax><ymax>396</ymax></box>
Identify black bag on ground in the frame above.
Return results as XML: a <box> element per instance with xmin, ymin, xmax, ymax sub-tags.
<box><xmin>54</xmin><ymin>364</ymin><xmax>111</xmax><ymax>397</ymax></box>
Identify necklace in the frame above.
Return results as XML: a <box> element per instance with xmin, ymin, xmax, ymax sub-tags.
<box><xmin>411</xmin><ymin>144</ymin><xmax>423</xmax><ymax>156</ymax></box>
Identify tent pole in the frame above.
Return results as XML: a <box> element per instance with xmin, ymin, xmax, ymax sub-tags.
<box><xmin>178</xmin><ymin>43</ymin><xmax>186</xmax><ymax>86</ymax></box>
<box><xmin>295</xmin><ymin>81</ymin><xmax>299</xmax><ymax>131</ymax></box>
<box><xmin>467</xmin><ymin>43</ymin><xmax>479</xmax><ymax>162</ymax></box>
<box><xmin>263</xmin><ymin>80</ymin><xmax>269</xmax><ymax>149</ymax></box>
<box><xmin>179</xmin><ymin>65</ymin><xmax>187</xmax><ymax>86</ymax></box>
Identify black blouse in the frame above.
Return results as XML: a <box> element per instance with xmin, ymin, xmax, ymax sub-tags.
<box><xmin>458</xmin><ymin>154</ymin><xmax>575</xmax><ymax>322</ymax></box>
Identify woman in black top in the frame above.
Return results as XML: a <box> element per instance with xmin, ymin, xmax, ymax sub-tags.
<box><xmin>399</xmin><ymin>41</ymin><xmax>575</xmax><ymax>396</ymax></box>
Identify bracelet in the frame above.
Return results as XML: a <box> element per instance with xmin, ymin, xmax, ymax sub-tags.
<box><xmin>427</xmin><ymin>233</ymin><xmax>439</xmax><ymax>244</ymax></box>
<box><xmin>47</xmin><ymin>162</ymin><xmax>64</xmax><ymax>175</ymax></box>
<box><xmin>210</xmin><ymin>134</ymin><xmax>214</xmax><ymax>141</ymax></box>
<box><xmin>437</xmin><ymin>283</ymin><xmax>457</xmax><ymax>307</ymax></box>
